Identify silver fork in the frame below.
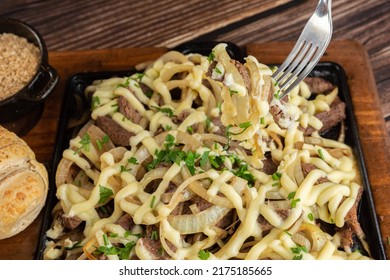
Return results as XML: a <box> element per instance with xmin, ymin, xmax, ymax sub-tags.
<box><xmin>272</xmin><ymin>0</ymin><xmax>333</xmax><ymax>99</ymax></box>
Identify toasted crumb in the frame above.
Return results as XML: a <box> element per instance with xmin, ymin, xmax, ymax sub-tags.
<box><xmin>0</xmin><ymin>33</ymin><xmax>40</xmax><ymax>101</ymax></box>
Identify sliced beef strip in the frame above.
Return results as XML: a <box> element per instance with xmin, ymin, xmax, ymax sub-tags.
<box><xmin>269</xmin><ymin>95</ymin><xmax>294</xmax><ymax>129</ymax></box>
<box><xmin>115</xmin><ymin>214</ymin><xmax>135</xmax><ymax>231</ymax></box>
<box><xmin>261</xmin><ymin>152</ymin><xmax>278</xmax><ymax>175</ymax></box>
<box><xmin>138</xmin><ymin>225</ymin><xmax>171</xmax><ymax>260</ymax></box>
<box><xmin>257</xmin><ymin>208</ymin><xmax>291</xmax><ymax>232</ymax></box>
<box><xmin>206</xmin><ymin>61</ymin><xmax>219</xmax><ymax>80</ymax></box>
<box><xmin>210</xmin><ymin>116</ymin><xmax>226</xmax><ymax>136</ymax></box>
<box><xmin>301</xmin><ymin>162</ymin><xmax>330</xmax><ymax>184</ymax></box>
<box><xmin>140</xmin><ymin>83</ymin><xmax>153</xmax><ymax>98</ymax></box>
<box><xmin>172</xmin><ymin>110</ymin><xmax>190</xmax><ymax>124</ymax></box>
<box><xmin>231</xmin><ymin>59</ymin><xmax>252</xmax><ymax>93</ymax></box>
<box><xmin>118</xmin><ymin>95</ymin><xmax>142</xmax><ymax>124</ymax></box>
<box><xmin>303</xmin><ymin>96</ymin><xmax>346</xmax><ymax>135</ymax></box>
<box><xmin>338</xmin><ymin>186</ymin><xmax>367</xmax><ymax>252</ymax></box>
<box><xmin>61</xmin><ymin>213</ymin><xmax>82</xmax><ymax>230</ymax></box>
<box><xmin>96</xmin><ymin>115</ymin><xmax>134</xmax><ymax>147</ymax></box>
<box><xmin>304</xmin><ymin>77</ymin><xmax>335</xmax><ymax>94</ymax></box>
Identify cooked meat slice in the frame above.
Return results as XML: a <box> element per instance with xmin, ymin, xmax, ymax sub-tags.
<box><xmin>338</xmin><ymin>186</ymin><xmax>367</xmax><ymax>252</ymax></box>
<box><xmin>261</xmin><ymin>152</ymin><xmax>278</xmax><ymax>175</ymax></box>
<box><xmin>206</xmin><ymin>61</ymin><xmax>219</xmax><ymax>79</ymax></box>
<box><xmin>257</xmin><ymin>208</ymin><xmax>291</xmax><ymax>232</ymax></box>
<box><xmin>216</xmin><ymin>209</ymin><xmax>235</xmax><ymax>229</ymax></box>
<box><xmin>231</xmin><ymin>59</ymin><xmax>252</xmax><ymax>92</ymax></box>
<box><xmin>96</xmin><ymin>116</ymin><xmax>134</xmax><ymax>147</ymax></box>
<box><xmin>301</xmin><ymin>162</ymin><xmax>330</xmax><ymax>184</ymax></box>
<box><xmin>172</xmin><ymin>110</ymin><xmax>190</xmax><ymax>124</ymax></box>
<box><xmin>115</xmin><ymin>214</ymin><xmax>135</xmax><ymax>231</ymax></box>
<box><xmin>61</xmin><ymin>214</ymin><xmax>82</xmax><ymax>230</ymax></box>
<box><xmin>304</xmin><ymin>77</ymin><xmax>335</xmax><ymax>94</ymax></box>
<box><xmin>118</xmin><ymin>96</ymin><xmax>142</xmax><ymax>124</ymax></box>
<box><xmin>138</xmin><ymin>225</ymin><xmax>171</xmax><ymax>260</ymax></box>
<box><xmin>210</xmin><ymin>116</ymin><xmax>226</xmax><ymax>136</ymax></box>
<box><xmin>304</xmin><ymin>96</ymin><xmax>346</xmax><ymax>135</ymax></box>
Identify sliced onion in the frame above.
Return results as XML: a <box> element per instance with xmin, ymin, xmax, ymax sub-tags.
<box><xmin>82</xmin><ymin>238</ymin><xmax>98</xmax><ymax>260</ymax></box>
<box><xmin>293</xmin><ymin>223</ymin><xmax>327</xmax><ymax>252</ymax></box>
<box><xmin>56</xmin><ymin>158</ymin><xmax>76</xmax><ymax>187</ymax></box>
<box><xmin>167</xmin><ymin>205</ymin><xmax>230</xmax><ymax>234</ymax></box>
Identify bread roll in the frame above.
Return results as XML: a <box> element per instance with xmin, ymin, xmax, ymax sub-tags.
<box><xmin>0</xmin><ymin>125</ymin><xmax>48</xmax><ymax>239</ymax></box>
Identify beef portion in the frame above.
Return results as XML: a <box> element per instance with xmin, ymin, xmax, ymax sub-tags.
<box><xmin>206</xmin><ymin>61</ymin><xmax>219</xmax><ymax>80</ymax></box>
<box><xmin>301</xmin><ymin>162</ymin><xmax>330</xmax><ymax>184</ymax></box>
<box><xmin>61</xmin><ymin>214</ymin><xmax>82</xmax><ymax>230</ymax></box>
<box><xmin>231</xmin><ymin>59</ymin><xmax>252</xmax><ymax>92</ymax></box>
<box><xmin>118</xmin><ymin>96</ymin><xmax>142</xmax><ymax>124</ymax></box>
<box><xmin>304</xmin><ymin>96</ymin><xmax>346</xmax><ymax>135</ymax></box>
<box><xmin>96</xmin><ymin>116</ymin><xmax>134</xmax><ymax>147</ymax></box>
<box><xmin>172</xmin><ymin>110</ymin><xmax>190</xmax><ymax>124</ymax></box>
<box><xmin>115</xmin><ymin>214</ymin><xmax>135</xmax><ymax>231</ymax></box>
<box><xmin>138</xmin><ymin>225</ymin><xmax>171</xmax><ymax>260</ymax></box>
<box><xmin>269</xmin><ymin>96</ymin><xmax>293</xmax><ymax>129</ymax></box>
<box><xmin>304</xmin><ymin>77</ymin><xmax>335</xmax><ymax>94</ymax></box>
<box><xmin>257</xmin><ymin>208</ymin><xmax>291</xmax><ymax>232</ymax></box>
<box><xmin>210</xmin><ymin>116</ymin><xmax>226</xmax><ymax>136</ymax></box>
<box><xmin>338</xmin><ymin>186</ymin><xmax>367</xmax><ymax>253</ymax></box>
<box><xmin>261</xmin><ymin>152</ymin><xmax>278</xmax><ymax>175</ymax></box>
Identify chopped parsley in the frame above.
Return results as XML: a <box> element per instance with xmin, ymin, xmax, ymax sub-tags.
<box><xmin>318</xmin><ymin>148</ymin><xmax>325</xmax><ymax>160</ymax></box>
<box><xmin>150</xmin><ymin>195</ymin><xmax>157</xmax><ymax>208</ymax></box>
<box><xmin>274</xmin><ymin>89</ymin><xmax>282</xmax><ymax>100</ymax></box>
<box><xmin>151</xmin><ymin>230</ymin><xmax>159</xmax><ymax>240</ymax></box>
<box><xmin>198</xmin><ymin>249</ymin><xmax>210</xmax><ymax>260</ymax></box>
<box><xmin>215</xmin><ymin>67</ymin><xmax>222</xmax><ymax>74</ymax></box>
<box><xmin>91</xmin><ymin>96</ymin><xmax>100</xmax><ymax>110</ymax></box>
<box><xmin>288</xmin><ymin>191</ymin><xmax>300</xmax><ymax>208</ymax></box>
<box><xmin>207</xmin><ymin>51</ymin><xmax>215</xmax><ymax>63</ymax></box>
<box><xmin>128</xmin><ymin>157</ymin><xmax>139</xmax><ymax>165</ymax></box>
<box><xmin>308</xmin><ymin>213</ymin><xmax>314</xmax><ymax>221</ymax></box>
<box><xmin>229</xmin><ymin>88</ymin><xmax>238</xmax><ymax>96</ymax></box>
<box><xmin>152</xmin><ymin>106</ymin><xmax>174</xmax><ymax>117</ymax></box>
<box><xmin>74</xmin><ymin>133</ymin><xmax>91</xmax><ymax>154</ymax></box>
<box><xmin>291</xmin><ymin>244</ymin><xmax>308</xmax><ymax>260</ymax></box>
<box><xmin>226</xmin><ymin>121</ymin><xmax>252</xmax><ymax>136</ymax></box>
<box><xmin>94</xmin><ymin>238</ymin><xmax>136</xmax><ymax>260</ymax></box>
<box><xmin>271</xmin><ymin>172</ymin><xmax>282</xmax><ymax>181</ymax></box>
<box><xmin>117</xmin><ymin>77</ymin><xmax>132</xmax><ymax>88</ymax></box>
<box><xmin>99</xmin><ymin>185</ymin><xmax>113</xmax><ymax>204</ymax></box>
<box><xmin>64</xmin><ymin>241</ymin><xmax>82</xmax><ymax>250</ymax></box>
<box><xmin>96</xmin><ymin>134</ymin><xmax>110</xmax><ymax>151</ymax></box>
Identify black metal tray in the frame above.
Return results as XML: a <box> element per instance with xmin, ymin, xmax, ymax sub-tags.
<box><xmin>35</xmin><ymin>43</ymin><xmax>386</xmax><ymax>260</ymax></box>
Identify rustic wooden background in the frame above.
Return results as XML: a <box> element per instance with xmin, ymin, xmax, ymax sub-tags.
<box><xmin>1</xmin><ymin>0</ymin><xmax>389</xmax><ymax>140</ymax></box>
<box><xmin>0</xmin><ymin>0</ymin><xmax>389</xmax><ymax>259</ymax></box>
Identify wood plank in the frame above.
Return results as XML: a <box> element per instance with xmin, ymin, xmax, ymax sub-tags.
<box><xmin>1</xmin><ymin>0</ymin><xmax>295</xmax><ymax>49</ymax></box>
<box><xmin>247</xmin><ymin>40</ymin><xmax>390</xmax><ymax>259</ymax></box>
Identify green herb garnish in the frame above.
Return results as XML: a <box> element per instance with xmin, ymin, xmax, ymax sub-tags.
<box><xmin>96</xmin><ymin>134</ymin><xmax>110</xmax><ymax>151</ymax></box>
<box><xmin>198</xmin><ymin>249</ymin><xmax>210</xmax><ymax>260</ymax></box>
<box><xmin>99</xmin><ymin>185</ymin><xmax>113</xmax><ymax>204</ymax></box>
<box><xmin>152</xmin><ymin>106</ymin><xmax>174</xmax><ymax>117</ymax></box>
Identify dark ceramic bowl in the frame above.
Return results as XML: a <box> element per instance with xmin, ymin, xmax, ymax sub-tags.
<box><xmin>0</xmin><ymin>18</ymin><xmax>58</xmax><ymax>133</ymax></box>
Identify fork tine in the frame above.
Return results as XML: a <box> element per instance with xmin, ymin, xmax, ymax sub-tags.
<box><xmin>272</xmin><ymin>0</ymin><xmax>332</xmax><ymax>99</ymax></box>
<box><xmin>278</xmin><ymin>43</ymin><xmax>318</xmax><ymax>91</ymax></box>
<box><xmin>278</xmin><ymin>49</ymin><xmax>323</xmax><ymax>99</ymax></box>
<box><xmin>275</xmin><ymin>41</ymin><xmax>311</xmax><ymax>86</ymax></box>
<box><xmin>272</xmin><ymin>40</ymin><xmax>305</xmax><ymax>79</ymax></box>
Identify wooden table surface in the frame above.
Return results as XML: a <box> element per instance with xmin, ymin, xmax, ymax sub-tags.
<box><xmin>0</xmin><ymin>0</ymin><xmax>389</xmax><ymax>260</ymax></box>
